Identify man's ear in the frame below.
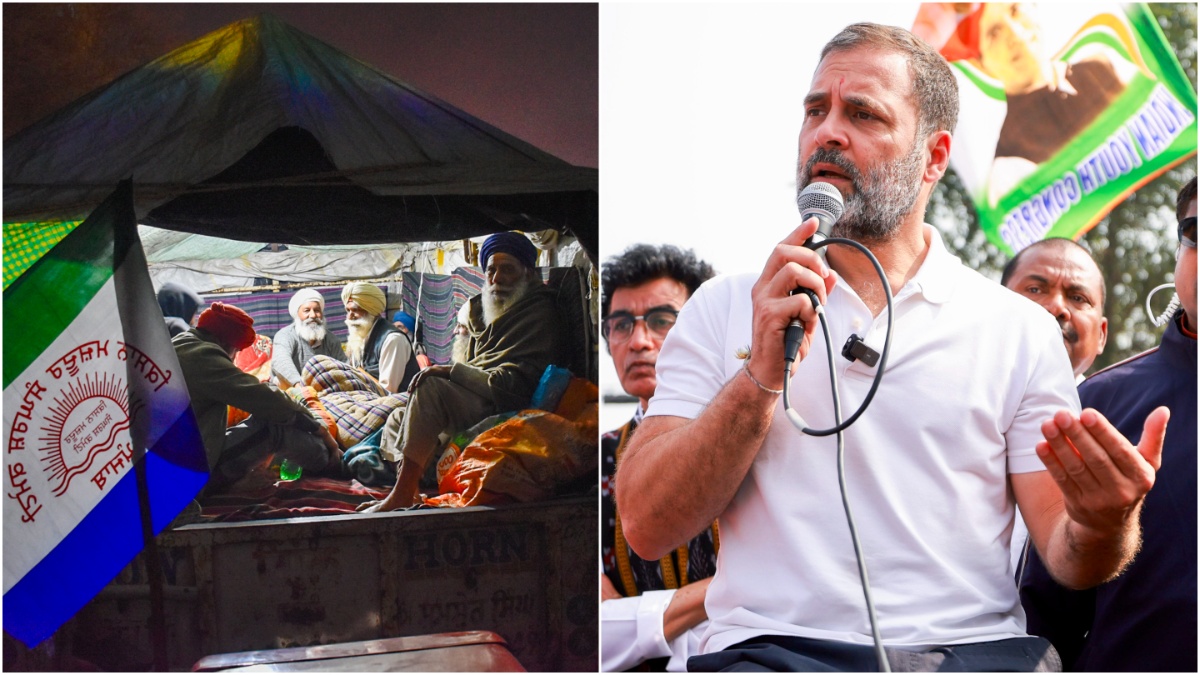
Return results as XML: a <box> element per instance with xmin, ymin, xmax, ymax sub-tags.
<box><xmin>924</xmin><ymin>129</ymin><xmax>952</xmax><ymax>184</ymax></box>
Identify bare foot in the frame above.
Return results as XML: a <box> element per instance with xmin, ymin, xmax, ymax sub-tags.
<box><xmin>355</xmin><ymin>499</ymin><xmax>380</xmax><ymax>512</ymax></box>
<box><xmin>357</xmin><ymin>460</ymin><xmax>423</xmax><ymax>513</ymax></box>
<box><xmin>356</xmin><ymin>494</ymin><xmax>418</xmax><ymax>513</ymax></box>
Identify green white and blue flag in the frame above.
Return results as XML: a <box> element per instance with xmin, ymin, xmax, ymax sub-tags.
<box><xmin>3</xmin><ymin>181</ymin><xmax>207</xmax><ymax>647</ymax></box>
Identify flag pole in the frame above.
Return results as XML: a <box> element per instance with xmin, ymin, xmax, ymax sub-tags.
<box><xmin>134</xmin><ymin>456</ymin><xmax>170</xmax><ymax>671</ymax></box>
<box><xmin>112</xmin><ymin>180</ymin><xmax>170</xmax><ymax>671</ymax></box>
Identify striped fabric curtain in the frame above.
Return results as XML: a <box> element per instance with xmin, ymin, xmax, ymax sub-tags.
<box><xmin>202</xmin><ymin>287</ymin><xmax>377</xmax><ymax>341</ymax></box>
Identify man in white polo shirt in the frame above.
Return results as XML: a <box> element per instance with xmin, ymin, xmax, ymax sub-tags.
<box><xmin>616</xmin><ymin>22</ymin><xmax>1168</xmax><ymax>671</ymax></box>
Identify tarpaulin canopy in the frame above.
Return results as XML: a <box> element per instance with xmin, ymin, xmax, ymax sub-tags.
<box><xmin>136</xmin><ymin>225</ymin><xmax>472</xmax><ymax>292</ymax></box>
<box><xmin>4</xmin><ymin>13</ymin><xmax>597</xmax><ymax>267</ymax></box>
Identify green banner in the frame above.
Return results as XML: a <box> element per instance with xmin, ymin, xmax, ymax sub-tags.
<box><xmin>914</xmin><ymin>3</ymin><xmax>1196</xmax><ymax>255</ymax></box>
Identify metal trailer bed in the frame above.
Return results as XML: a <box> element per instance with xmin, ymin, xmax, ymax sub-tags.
<box><xmin>58</xmin><ymin>495</ymin><xmax>597</xmax><ymax>672</ymax></box>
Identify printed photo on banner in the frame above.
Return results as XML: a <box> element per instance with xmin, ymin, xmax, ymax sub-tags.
<box><xmin>912</xmin><ymin>2</ymin><xmax>1197</xmax><ymax>254</ymax></box>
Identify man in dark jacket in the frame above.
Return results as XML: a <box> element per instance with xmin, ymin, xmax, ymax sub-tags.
<box><xmin>360</xmin><ymin>231</ymin><xmax>570</xmax><ymax>512</ymax></box>
<box><xmin>174</xmin><ymin>302</ymin><xmax>341</xmax><ymax>492</ymax></box>
<box><xmin>1020</xmin><ymin>177</ymin><xmax>1196</xmax><ymax>671</ymax></box>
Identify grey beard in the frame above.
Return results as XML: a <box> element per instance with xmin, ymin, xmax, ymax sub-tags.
<box><xmin>796</xmin><ymin>140</ymin><xmax>925</xmax><ymax>243</ymax></box>
<box><xmin>295</xmin><ymin>317</ymin><xmax>326</xmax><ymax>343</ymax></box>
<box><xmin>482</xmin><ymin>275</ymin><xmax>536</xmax><ymax>326</ymax></box>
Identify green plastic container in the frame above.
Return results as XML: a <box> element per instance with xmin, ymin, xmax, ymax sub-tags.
<box><xmin>279</xmin><ymin>458</ymin><xmax>303</xmax><ymax>481</ymax></box>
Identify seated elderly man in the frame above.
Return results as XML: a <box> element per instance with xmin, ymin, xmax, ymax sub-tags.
<box><xmin>342</xmin><ymin>282</ymin><xmax>419</xmax><ymax>393</ymax></box>
<box><xmin>173</xmin><ymin>302</ymin><xmax>341</xmax><ymax>492</ymax></box>
<box><xmin>271</xmin><ymin>288</ymin><xmax>344</xmax><ymax>388</ymax></box>
<box><xmin>359</xmin><ymin>231</ymin><xmax>571</xmax><ymax>512</ymax></box>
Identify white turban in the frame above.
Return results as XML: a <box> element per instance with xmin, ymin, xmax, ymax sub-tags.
<box><xmin>288</xmin><ymin>288</ymin><xmax>325</xmax><ymax>320</ymax></box>
<box><xmin>341</xmin><ymin>282</ymin><xmax>387</xmax><ymax>317</ymax></box>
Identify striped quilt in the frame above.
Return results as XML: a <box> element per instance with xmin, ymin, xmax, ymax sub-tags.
<box><xmin>295</xmin><ymin>355</ymin><xmax>408</xmax><ymax>448</ymax></box>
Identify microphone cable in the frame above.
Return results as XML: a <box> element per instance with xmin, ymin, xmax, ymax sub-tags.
<box><xmin>781</xmin><ymin>236</ymin><xmax>894</xmax><ymax>672</ymax></box>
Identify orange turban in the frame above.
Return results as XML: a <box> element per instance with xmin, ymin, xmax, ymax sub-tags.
<box><xmin>197</xmin><ymin>302</ymin><xmax>256</xmax><ymax>351</ymax></box>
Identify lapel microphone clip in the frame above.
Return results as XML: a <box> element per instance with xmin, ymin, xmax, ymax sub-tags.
<box><xmin>841</xmin><ymin>334</ymin><xmax>880</xmax><ymax>367</ymax></box>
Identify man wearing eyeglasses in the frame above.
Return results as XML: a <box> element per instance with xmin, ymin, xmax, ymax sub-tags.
<box><xmin>600</xmin><ymin>244</ymin><xmax>716</xmax><ymax>672</ymax></box>
<box><xmin>1019</xmin><ymin>176</ymin><xmax>1197</xmax><ymax>672</ymax></box>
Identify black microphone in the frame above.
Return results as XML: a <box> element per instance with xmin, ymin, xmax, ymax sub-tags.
<box><xmin>785</xmin><ymin>182</ymin><xmax>845</xmax><ymax>364</ymax></box>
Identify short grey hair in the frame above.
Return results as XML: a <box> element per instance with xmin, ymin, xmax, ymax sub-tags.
<box><xmin>820</xmin><ymin>22</ymin><xmax>959</xmax><ymax>136</ymax></box>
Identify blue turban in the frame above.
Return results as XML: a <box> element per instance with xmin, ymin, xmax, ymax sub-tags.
<box><xmin>480</xmin><ymin>231</ymin><xmax>537</xmax><ymax>270</ymax></box>
<box><xmin>392</xmin><ymin>310</ymin><xmax>416</xmax><ymax>333</ymax></box>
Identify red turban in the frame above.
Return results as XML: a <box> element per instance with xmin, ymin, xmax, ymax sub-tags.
<box><xmin>197</xmin><ymin>302</ymin><xmax>256</xmax><ymax>351</ymax></box>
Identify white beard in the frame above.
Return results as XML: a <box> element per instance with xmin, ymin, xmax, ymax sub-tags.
<box><xmin>344</xmin><ymin>316</ymin><xmax>375</xmax><ymax>366</ymax></box>
<box><xmin>451</xmin><ymin>332</ymin><xmax>470</xmax><ymax>364</ymax></box>
<box><xmin>295</xmin><ymin>317</ymin><xmax>326</xmax><ymax>344</ymax></box>
<box><xmin>481</xmin><ymin>274</ymin><xmax>536</xmax><ymax>326</ymax></box>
